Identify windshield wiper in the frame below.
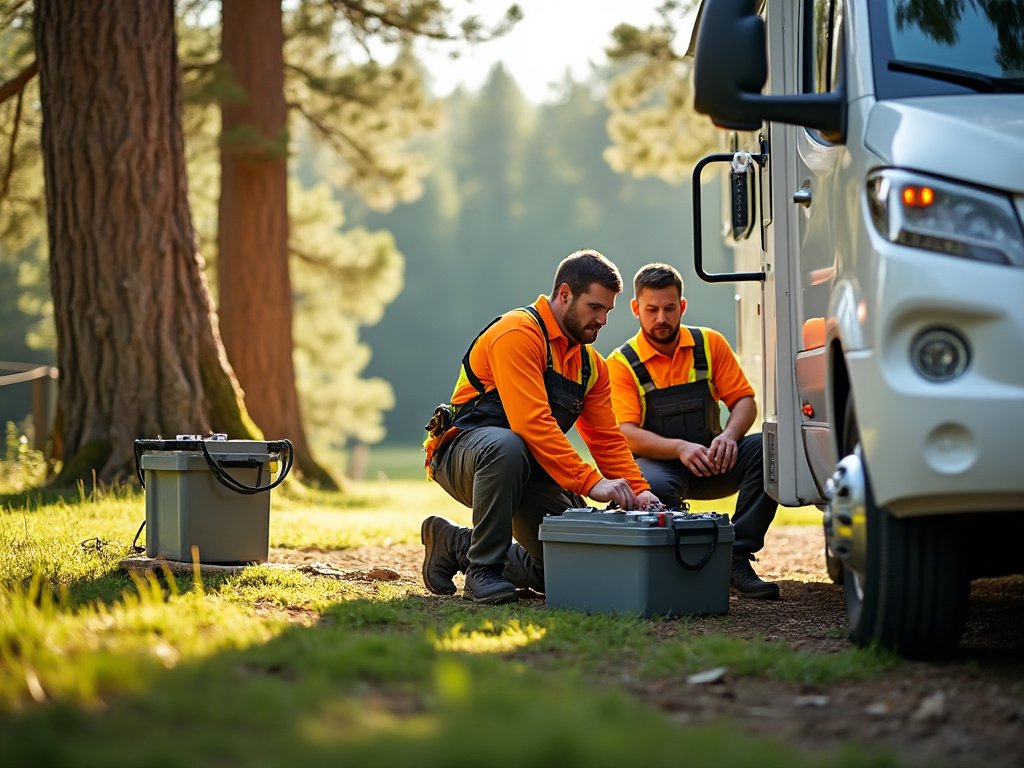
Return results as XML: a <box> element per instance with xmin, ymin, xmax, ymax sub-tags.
<box><xmin>889</xmin><ymin>59</ymin><xmax>1024</xmax><ymax>93</ymax></box>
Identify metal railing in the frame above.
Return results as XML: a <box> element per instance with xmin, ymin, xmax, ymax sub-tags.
<box><xmin>0</xmin><ymin>361</ymin><xmax>58</xmax><ymax>451</ymax></box>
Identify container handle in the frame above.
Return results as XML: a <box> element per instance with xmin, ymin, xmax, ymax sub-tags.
<box><xmin>201</xmin><ymin>439</ymin><xmax>294</xmax><ymax>495</ymax></box>
<box><xmin>672</xmin><ymin>520</ymin><xmax>720</xmax><ymax>571</ymax></box>
<box><xmin>133</xmin><ymin>438</ymin><xmax>294</xmax><ymax>493</ymax></box>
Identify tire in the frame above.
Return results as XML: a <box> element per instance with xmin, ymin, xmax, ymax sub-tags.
<box><xmin>840</xmin><ymin>400</ymin><xmax>968</xmax><ymax>657</ymax></box>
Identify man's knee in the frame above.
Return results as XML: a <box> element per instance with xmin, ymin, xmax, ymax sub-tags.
<box><xmin>737</xmin><ymin>434</ymin><xmax>764</xmax><ymax>472</ymax></box>
<box><xmin>636</xmin><ymin>458</ymin><xmax>685</xmax><ymax>506</ymax></box>
<box><xmin>478</xmin><ymin>429</ymin><xmax>532</xmax><ymax>474</ymax></box>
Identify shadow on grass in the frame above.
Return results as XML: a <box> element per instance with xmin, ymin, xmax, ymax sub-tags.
<box><xmin>0</xmin><ymin>590</ymin><xmax>897</xmax><ymax>768</ymax></box>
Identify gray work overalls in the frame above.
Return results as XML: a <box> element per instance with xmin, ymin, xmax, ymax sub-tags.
<box><xmin>617</xmin><ymin>327</ymin><xmax>776</xmax><ymax>555</ymax></box>
<box><xmin>616</xmin><ymin>327</ymin><xmax>720</xmax><ymax>447</ymax></box>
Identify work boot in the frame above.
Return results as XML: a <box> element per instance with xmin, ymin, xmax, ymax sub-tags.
<box><xmin>420</xmin><ymin>516</ymin><xmax>470</xmax><ymax>596</ymax></box>
<box><xmin>463</xmin><ymin>564</ymin><xmax>518</xmax><ymax>605</ymax></box>
<box><xmin>731</xmin><ymin>553</ymin><xmax>780</xmax><ymax>600</ymax></box>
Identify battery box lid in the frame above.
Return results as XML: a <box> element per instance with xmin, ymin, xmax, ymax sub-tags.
<box><xmin>539</xmin><ymin>507</ymin><xmax>734</xmax><ymax>547</ymax></box>
<box><xmin>139</xmin><ymin>439</ymin><xmax>274</xmax><ymax>471</ymax></box>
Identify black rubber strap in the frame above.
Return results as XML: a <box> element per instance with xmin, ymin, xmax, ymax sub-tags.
<box><xmin>673</xmin><ymin>520</ymin><xmax>720</xmax><ymax>571</ymax></box>
<box><xmin>200</xmin><ymin>439</ymin><xmax>294</xmax><ymax>496</ymax></box>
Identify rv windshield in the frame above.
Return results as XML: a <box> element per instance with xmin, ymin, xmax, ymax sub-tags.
<box><xmin>873</xmin><ymin>1</ymin><xmax>1024</xmax><ymax>97</ymax></box>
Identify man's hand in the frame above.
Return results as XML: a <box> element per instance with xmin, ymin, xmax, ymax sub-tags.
<box><xmin>676</xmin><ymin>440</ymin><xmax>716</xmax><ymax>477</ymax></box>
<box><xmin>635</xmin><ymin>490</ymin><xmax>661</xmax><ymax>510</ymax></box>
<box><xmin>707</xmin><ymin>434</ymin><xmax>739</xmax><ymax>473</ymax></box>
<box><xmin>588</xmin><ymin>477</ymin><xmax>639</xmax><ymax>510</ymax></box>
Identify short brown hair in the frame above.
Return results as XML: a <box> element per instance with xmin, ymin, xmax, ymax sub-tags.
<box><xmin>552</xmin><ymin>249</ymin><xmax>623</xmax><ymax>296</ymax></box>
<box><xmin>633</xmin><ymin>263</ymin><xmax>683</xmax><ymax>297</ymax></box>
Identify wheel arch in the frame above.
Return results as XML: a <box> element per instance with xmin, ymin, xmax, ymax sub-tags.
<box><xmin>827</xmin><ymin>337</ymin><xmax>852</xmax><ymax>459</ymax></box>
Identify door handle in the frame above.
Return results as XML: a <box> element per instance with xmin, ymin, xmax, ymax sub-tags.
<box><xmin>792</xmin><ymin>184</ymin><xmax>812</xmax><ymax>207</ymax></box>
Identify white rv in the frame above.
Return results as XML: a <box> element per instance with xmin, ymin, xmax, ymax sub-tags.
<box><xmin>689</xmin><ymin>0</ymin><xmax>1024</xmax><ymax>655</ymax></box>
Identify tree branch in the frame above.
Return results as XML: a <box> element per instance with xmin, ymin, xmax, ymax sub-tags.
<box><xmin>0</xmin><ymin>59</ymin><xmax>38</xmax><ymax>106</ymax></box>
<box><xmin>331</xmin><ymin>0</ymin><xmax>451</xmax><ymax>41</ymax></box>
<box><xmin>0</xmin><ymin>86</ymin><xmax>26</xmax><ymax>202</ymax></box>
<box><xmin>329</xmin><ymin>0</ymin><xmax>520</xmax><ymax>43</ymax></box>
<box><xmin>0</xmin><ymin>0</ymin><xmax>33</xmax><ymax>31</ymax></box>
<box><xmin>288</xmin><ymin>99</ymin><xmax>377</xmax><ymax>169</ymax></box>
<box><xmin>284</xmin><ymin>61</ymin><xmax>377</xmax><ymax>108</ymax></box>
<box><xmin>289</xmin><ymin>244</ymin><xmax>362</xmax><ymax>281</ymax></box>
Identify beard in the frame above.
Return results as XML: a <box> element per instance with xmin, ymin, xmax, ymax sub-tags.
<box><xmin>564</xmin><ymin>301</ymin><xmax>602</xmax><ymax>344</ymax></box>
<box><xmin>643</xmin><ymin>322</ymin><xmax>680</xmax><ymax>346</ymax></box>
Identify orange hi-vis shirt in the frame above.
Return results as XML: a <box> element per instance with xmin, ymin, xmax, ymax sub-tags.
<box><xmin>448</xmin><ymin>295</ymin><xmax>650</xmax><ymax>498</ymax></box>
<box><xmin>607</xmin><ymin>326</ymin><xmax>755</xmax><ymax>427</ymax></box>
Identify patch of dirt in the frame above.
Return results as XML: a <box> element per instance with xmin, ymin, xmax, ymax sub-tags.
<box><xmin>272</xmin><ymin>527</ymin><xmax>1024</xmax><ymax>768</ymax></box>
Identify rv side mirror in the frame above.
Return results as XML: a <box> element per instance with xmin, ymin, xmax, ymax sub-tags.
<box><xmin>692</xmin><ymin>0</ymin><xmax>846</xmax><ymax>137</ymax></box>
<box><xmin>693</xmin><ymin>0</ymin><xmax>767</xmax><ymax>132</ymax></box>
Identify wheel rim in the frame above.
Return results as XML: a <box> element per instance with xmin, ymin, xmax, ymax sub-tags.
<box><xmin>825</xmin><ymin>448</ymin><xmax>868</xmax><ymax>575</ymax></box>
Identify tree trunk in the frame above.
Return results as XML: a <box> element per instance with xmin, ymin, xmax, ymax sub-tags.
<box><xmin>34</xmin><ymin>0</ymin><xmax>259</xmax><ymax>484</ymax></box>
<box><xmin>218</xmin><ymin>0</ymin><xmax>335</xmax><ymax>487</ymax></box>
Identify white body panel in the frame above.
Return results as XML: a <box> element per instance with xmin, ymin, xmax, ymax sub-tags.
<box><xmin>726</xmin><ymin>0</ymin><xmax>1024</xmax><ymax>515</ymax></box>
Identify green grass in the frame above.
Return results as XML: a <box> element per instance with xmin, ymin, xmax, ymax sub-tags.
<box><xmin>0</xmin><ymin>477</ymin><xmax>895</xmax><ymax>768</ymax></box>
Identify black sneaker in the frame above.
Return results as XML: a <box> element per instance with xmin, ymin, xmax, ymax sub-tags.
<box><xmin>731</xmin><ymin>554</ymin><xmax>780</xmax><ymax>600</ymax></box>
<box><xmin>420</xmin><ymin>516</ymin><xmax>469</xmax><ymax>596</ymax></box>
<box><xmin>463</xmin><ymin>564</ymin><xmax>518</xmax><ymax>605</ymax></box>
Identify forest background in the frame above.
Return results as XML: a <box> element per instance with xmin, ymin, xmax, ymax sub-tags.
<box><xmin>0</xmin><ymin>0</ymin><xmax>731</xmax><ymax>485</ymax></box>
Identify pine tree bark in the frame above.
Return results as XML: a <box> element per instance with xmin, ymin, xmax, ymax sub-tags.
<box><xmin>218</xmin><ymin>0</ymin><xmax>335</xmax><ymax>487</ymax></box>
<box><xmin>34</xmin><ymin>0</ymin><xmax>258</xmax><ymax>484</ymax></box>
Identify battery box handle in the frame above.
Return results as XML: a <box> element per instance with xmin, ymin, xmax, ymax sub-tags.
<box><xmin>200</xmin><ymin>439</ymin><xmax>293</xmax><ymax>496</ymax></box>
<box><xmin>132</xmin><ymin>438</ymin><xmax>294</xmax><ymax>495</ymax></box>
<box><xmin>672</xmin><ymin>520</ymin><xmax>720</xmax><ymax>571</ymax></box>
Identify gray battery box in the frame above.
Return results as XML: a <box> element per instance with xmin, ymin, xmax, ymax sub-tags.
<box><xmin>538</xmin><ymin>507</ymin><xmax>734</xmax><ymax>618</ymax></box>
<box><xmin>135</xmin><ymin>437</ymin><xmax>293</xmax><ymax>565</ymax></box>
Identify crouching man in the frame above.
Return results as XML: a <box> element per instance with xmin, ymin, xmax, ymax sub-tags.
<box><xmin>420</xmin><ymin>249</ymin><xmax>660</xmax><ymax>604</ymax></box>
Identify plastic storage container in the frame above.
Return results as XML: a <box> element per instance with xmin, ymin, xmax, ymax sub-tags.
<box><xmin>538</xmin><ymin>507</ymin><xmax>733</xmax><ymax>617</ymax></box>
<box><xmin>135</xmin><ymin>436</ymin><xmax>293</xmax><ymax>564</ymax></box>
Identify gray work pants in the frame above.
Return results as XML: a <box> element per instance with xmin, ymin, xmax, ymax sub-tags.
<box><xmin>431</xmin><ymin>426</ymin><xmax>584</xmax><ymax>591</ymax></box>
<box><xmin>636</xmin><ymin>433</ymin><xmax>777</xmax><ymax>555</ymax></box>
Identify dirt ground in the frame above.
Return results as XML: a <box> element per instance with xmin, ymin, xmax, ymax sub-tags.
<box><xmin>271</xmin><ymin>525</ymin><xmax>1024</xmax><ymax>768</ymax></box>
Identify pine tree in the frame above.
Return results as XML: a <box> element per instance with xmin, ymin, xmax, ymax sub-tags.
<box><xmin>2</xmin><ymin>0</ymin><xmax>522</xmax><ymax>483</ymax></box>
<box><xmin>34</xmin><ymin>0</ymin><xmax>257</xmax><ymax>483</ymax></box>
<box><xmin>604</xmin><ymin>1</ymin><xmax>717</xmax><ymax>183</ymax></box>
<box><xmin>211</xmin><ymin>0</ymin><xmax>521</xmax><ymax>485</ymax></box>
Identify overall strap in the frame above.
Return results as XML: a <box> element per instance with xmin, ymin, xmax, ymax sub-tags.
<box><xmin>463</xmin><ymin>306</ymin><xmax>593</xmax><ymax>395</ymax></box>
<box><xmin>523</xmin><ymin>305</ymin><xmax>591</xmax><ymax>385</ymax></box>
<box><xmin>616</xmin><ymin>342</ymin><xmax>657</xmax><ymax>394</ymax></box>
<box><xmin>688</xmin><ymin>327</ymin><xmax>710</xmax><ymax>381</ymax></box>
<box><xmin>461</xmin><ymin>316</ymin><xmax>502</xmax><ymax>394</ymax></box>
<box><xmin>522</xmin><ymin>305</ymin><xmax>554</xmax><ymax>373</ymax></box>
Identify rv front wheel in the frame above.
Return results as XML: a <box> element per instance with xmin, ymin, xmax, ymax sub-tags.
<box><xmin>833</xmin><ymin>401</ymin><xmax>968</xmax><ymax>657</ymax></box>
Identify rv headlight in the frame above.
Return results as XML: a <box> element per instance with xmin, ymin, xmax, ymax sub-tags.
<box><xmin>867</xmin><ymin>170</ymin><xmax>1024</xmax><ymax>267</ymax></box>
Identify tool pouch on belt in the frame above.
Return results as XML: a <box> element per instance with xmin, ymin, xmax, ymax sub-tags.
<box><xmin>422</xmin><ymin>404</ymin><xmax>456</xmax><ymax>479</ymax></box>
<box><xmin>424</xmin><ymin>404</ymin><xmax>454</xmax><ymax>437</ymax></box>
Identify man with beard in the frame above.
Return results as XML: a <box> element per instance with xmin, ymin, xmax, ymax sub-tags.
<box><xmin>607</xmin><ymin>263</ymin><xmax>779</xmax><ymax>599</ymax></box>
<box><xmin>420</xmin><ymin>249</ymin><xmax>660</xmax><ymax>605</ymax></box>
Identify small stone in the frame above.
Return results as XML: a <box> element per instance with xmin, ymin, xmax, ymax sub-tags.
<box><xmin>687</xmin><ymin>666</ymin><xmax>728</xmax><ymax>685</ymax></box>
<box><xmin>794</xmin><ymin>694</ymin><xmax>830</xmax><ymax>707</ymax></box>
<box><xmin>865</xmin><ymin>702</ymin><xmax>889</xmax><ymax>716</ymax></box>
<box><xmin>366</xmin><ymin>567</ymin><xmax>401</xmax><ymax>581</ymax></box>
<box><xmin>912</xmin><ymin>692</ymin><xmax>947</xmax><ymax>723</ymax></box>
